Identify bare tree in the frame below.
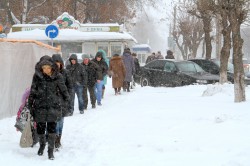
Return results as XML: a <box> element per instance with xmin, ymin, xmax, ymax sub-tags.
<box><xmin>227</xmin><ymin>0</ymin><xmax>249</xmax><ymax>102</ymax></box>
<box><xmin>215</xmin><ymin>0</ymin><xmax>232</xmax><ymax>84</ymax></box>
<box><xmin>172</xmin><ymin>0</ymin><xmax>204</xmax><ymax>59</ymax></box>
<box><xmin>188</xmin><ymin>0</ymin><xmax>214</xmax><ymax>60</ymax></box>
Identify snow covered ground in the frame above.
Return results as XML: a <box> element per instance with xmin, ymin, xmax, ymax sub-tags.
<box><xmin>0</xmin><ymin>79</ymin><xmax>250</xmax><ymax>166</ymax></box>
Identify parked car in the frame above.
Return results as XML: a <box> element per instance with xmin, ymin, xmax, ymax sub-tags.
<box><xmin>189</xmin><ymin>59</ymin><xmax>250</xmax><ymax>85</ymax></box>
<box><xmin>137</xmin><ymin>59</ymin><xmax>220</xmax><ymax>87</ymax></box>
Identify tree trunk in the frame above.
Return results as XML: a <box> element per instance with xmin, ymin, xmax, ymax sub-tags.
<box><xmin>21</xmin><ymin>0</ymin><xmax>28</xmax><ymax>23</ymax></box>
<box><xmin>202</xmin><ymin>15</ymin><xmax>212</xmax><ymax>59</ymax></box>
<box><xmin>219</xmin><ymin>9</ymin><xmax>231</xmax><ymax>84</ymax></box>
<box><xmin>229</xmin><ymin>8</ymin><xmax>245</xmax><ymax>102</ymax></box>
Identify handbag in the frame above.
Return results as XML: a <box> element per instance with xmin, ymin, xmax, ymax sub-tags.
<box><xmin>19</xmin><ymin>112</ymin><xmax>33</xmax><ymax>148</ymax></box>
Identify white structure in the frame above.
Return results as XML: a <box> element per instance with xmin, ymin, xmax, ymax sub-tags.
<box><xmin>8</xmin><ymin>12</ymin><xmax>137</xmax><ymax>59</ymax></box>
<box><xmin>132</xmin><ymin>44</ymin><xmax>151</xmax><ymax>65</ymax></box>
<box><xmin>0</xmin><ymin>39</ymin><xmax>59</xmax><ymax>119</ymax></box>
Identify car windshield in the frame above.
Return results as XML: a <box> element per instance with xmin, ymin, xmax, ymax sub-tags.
<box><xmin>212</xmin><ymin>60</ymin><xmax>234</xmax><ymax>72</ymax></box>
<box><xmin>176</xmin><ymin>62</ymin><xmax>204</xmax><ymax>73</ymax></box>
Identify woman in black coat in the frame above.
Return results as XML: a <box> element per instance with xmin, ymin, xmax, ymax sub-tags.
<box><xmin>28</xmin><ymin>57</ymin><xmax>70</xmax><ymax>160</ymax></box>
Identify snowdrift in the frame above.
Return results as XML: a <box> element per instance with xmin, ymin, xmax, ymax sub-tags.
<box><xmin>0</xmin><ymin>39</ymin><xmax>60</xmax><ymax>119</ymax></box>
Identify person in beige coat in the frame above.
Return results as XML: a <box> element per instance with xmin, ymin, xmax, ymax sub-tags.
<box><xmin>109</xmin><ymin>54</ymin><xmax>126</xmax><ymax>95</ymax></box>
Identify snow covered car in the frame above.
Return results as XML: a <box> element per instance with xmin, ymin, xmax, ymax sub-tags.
<box><xmin>138</xmin><ymin>59</ymin><xmax>220</xmax><ymax>87</ymax></box>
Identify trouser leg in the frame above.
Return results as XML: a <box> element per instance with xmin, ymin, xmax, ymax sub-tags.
<box><xmin>88</xmin><ymin>86</ymin><xmax>96</xmax><ymax>107</ymax></box>
<box><xmin>83</xmin><ymin>86</ymin><xmax>88</xmax><ymax>109</ymax></box>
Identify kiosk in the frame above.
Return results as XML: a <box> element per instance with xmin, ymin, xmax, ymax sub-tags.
<box><xmin>8</xmin><ymin>12</ymin><xmax>137</xmax><ymax>59</ymax></box>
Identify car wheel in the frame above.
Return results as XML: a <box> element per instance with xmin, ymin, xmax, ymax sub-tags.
<box><xmin>141</xmin><ymin>77</ymin><xmax>150</xmax><ymax>87</ymax></box>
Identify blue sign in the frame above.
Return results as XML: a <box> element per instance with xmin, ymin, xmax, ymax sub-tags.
<box><xmin>45</xmin><ymin>25</ymin><xmax>59</xmax><ymax>39</ymax></box>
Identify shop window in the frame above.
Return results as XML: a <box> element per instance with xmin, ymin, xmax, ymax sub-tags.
<box><xmin>111</xmin><ymin>45</ymin><xmax>121</xmax><ymax>57</ymax></box>
<box><xmin>83</xmin><ymin>43</ymin><xmax>95</xmax><ymax>58</ymax></box>
<box><xmin>97</xmin><ymin>43</ymin><xmax>108</xmax><ymax>57</ymax></box>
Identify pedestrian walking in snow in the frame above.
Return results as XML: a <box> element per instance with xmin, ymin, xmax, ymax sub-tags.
<box><xmin>97</xmin><ymin>49</ymin><xmax>109</xmax><ymax>99</ymax></box>
<box><xmin>131</xmin><ymin>53</ymin><xmax>141</xmax><ymax>89</ymax></box>
<box><xmin>66</xmin><ymin>54</ymin><xmax>87</xmax><ymax>115</ymax></box>
<box><xmin>122</xmin><ymin>48</ymin><xmax>135</xmax><ymax>92</ymax></box>
<box><xmin>155</xmin><ymin>51</ymin><xmax>164</xmax><ymax>59</ymax></box>
<box><xmin>28</xmin><ymin>58</ymin><xmax>70</xmax><ymax>160</ymax></box>
<box><xmin>109</xmin><ymin>54</ymin><xmax>126</xmax><ymax>95</ymax></box>
<box><xmin>52</xmin><ymin>54</ymin><xmax>73</xmax><ymax>150</ymax></box>
<box><xmin>91</xmin><ymin>52</ymin><xmax>108</xmax><ymax>106</ymax></box>
<box><xmin>146</xmin><ymin>52</ymin><xmax>156</xmax><ymax>64</ymax></box>
<box><xmin>82</xmin><ymin>54</ymin><xmax>102</xmax><ymax>109</ymax></box>
<box><xmin>165</xmin><ymin>50</ymin><xmax>175</xmax><ymax>59</ymax></box>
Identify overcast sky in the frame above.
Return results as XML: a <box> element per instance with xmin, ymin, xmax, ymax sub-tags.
<box><xmin>131</xmin><ymin>0</ymin><xmax>173</xmax><ymax>54</ymax></box>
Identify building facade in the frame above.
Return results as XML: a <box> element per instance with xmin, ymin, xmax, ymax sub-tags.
<box><xmin>8</xmin><ymin>12</ymin><xmax>137</xmax><ymax>60</ymax></box>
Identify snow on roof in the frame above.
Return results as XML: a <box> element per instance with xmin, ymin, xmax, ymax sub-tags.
<box><xmin>132</xmin><ymin>44</ymin><xmax>151</xmax><ymax>48</ymax></box>
<box><xmin>7</xmin><ymin>29</ymin><xmax>137</xmax><ymax>43</ymax></box>
<box><xmin>0</xmin><ymin>38</ymin><xmax>60</xmax><ymax>51</ymax></box>
<box><xmin>12</xmin><ymin>23</ymin><xmax>120</xmax><ymax>28</ymax></box>
<box><xmin>132</xmin><ymin>44</ymin><xmax>151</xmax><ymax>52</ymax></box>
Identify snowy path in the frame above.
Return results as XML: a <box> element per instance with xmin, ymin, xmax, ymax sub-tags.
<box><xmin>0</xmin><ymin>80</ymin><xmax>250</xmax><ymax>166</ymax></box>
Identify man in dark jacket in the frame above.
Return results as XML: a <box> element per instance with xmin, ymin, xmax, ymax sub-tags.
<box><xmin>82</xmin><ymin>54</ymin><xmax>102</xmax><ymax>109</ymax></box>
<box><xmin>52</xmin><ymin>54</ymin><xmax>73</xmax><ymax>149</ymax></box>
<box><xmin>145</xmin><ymin>52</ymin><xmax>156</xmax><ymax>64</ymax></box>
<box><xmin>165</xmin><ymin>50</ymin><xmax>175</xmax><ymax>59</ymax></box>
<box><xmin>28</xmin><ymin>57</ymin><xmax>70</xmax><ymax>160</ymax></box>
<box><xmin>92</xmin><ymin>52</ymin><xmax>108</xmax><ymax>106</ymax></box>
<box><xmin>66</xmin><ymin>54</ymin><xmax>87</xmax><ymax>114</ymax></box>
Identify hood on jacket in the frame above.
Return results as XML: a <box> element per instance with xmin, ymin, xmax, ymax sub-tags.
<box><xmin>69</xmin><ymin>54</ymin><xmax>78</xmax><ymax>64</ymax></box>
<box><xmin>35</xmin><ymin>56</ymin><xmax>57</xmax><ymax>79</ymax></box>
<box><xmin>52</xmin><ymin>54</ymin><xmax>64</xmax><ymax>70</ymax></box>
<box><xmin>39</xmin><ymin>55</ymin><xmax>51</xmax><ymax>62</ymax></box>
<box><xmin>97</xmin><ymin>49</ymin><xmax>109</xmax><ymax>66</ymax></box>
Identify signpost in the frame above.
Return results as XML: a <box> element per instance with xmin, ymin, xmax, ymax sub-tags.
<box><xmin>45</xmin><ymin>25</ymin><xmax>59</xmax><ymax>46</ymax></box>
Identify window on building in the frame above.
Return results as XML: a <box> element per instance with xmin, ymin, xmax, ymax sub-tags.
<box><xmin>137</xmin><ymin>53</ymin><xmax>147</xmax><ymax>64</ymax></box>
<box><xmin>97</xmin><ymin>43</ymin><xmax>108</xmax><ymax>57</ymax></box>
<box><xmin>110</xmin><ymin>44</ymin><xmax>121</xmax><ymax>57</ymax></box>
<box><xmin>83</xmin><ymin>43</ymin><xmax>96</xmax><ymax>58</ymax></box>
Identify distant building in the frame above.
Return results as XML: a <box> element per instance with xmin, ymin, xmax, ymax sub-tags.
<box><xmin>7</xmin><ymin>12</ymin><xmax>137</xmax><ymax>59</ymax></box>
<box><xmin>132</xmin><ymin>44</ymin><xmax>151</xmax><ymax>65</ymax></box>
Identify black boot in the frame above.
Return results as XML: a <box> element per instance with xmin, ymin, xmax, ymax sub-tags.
<box><xmin>37</xmin><ymin>134</ymin><xmax>46</xmax><ymax>156</ymax></box>
<box><xmin>55</xmin><ymin>134</ymin><xmax>62</xmax><ymax>149</ymax></box>
<box><xmin>48</xmin><ymin>133</ymin><xmax>56</xmax><ymax>160</ymax></box>
<box><xmin>31</xmin><ymin>128</ymin><xmax>39</xmax><ymax>147</ymax></box>
<box><xmin>127</xmin><ymin>82</ymin><xmax>130</xmax><ymax>92</ymax></box>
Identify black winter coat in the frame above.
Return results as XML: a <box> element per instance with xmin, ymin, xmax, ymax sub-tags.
<box><xmin>92</xmin><ymin>58</ymin><xmax>108</xmax><ymax>80</ymax></box>
<box><xmin>82</xmin><ymin>61</ymin><xmax>102</xmax><ymax>87</ymax></box>
<box><xmin>52</xmin><ymin>54</ymin><xmax>73</xmax><ymax>117</ymax></box>
<box><xmin>66</xmin><ymin>54</ymin><xmax>87</xmax><ymax>86</ymax></box>
<box><xmin>28</xmin><ymin>62</ymin><xmax>70</xmax><ymax>123</ymax></box>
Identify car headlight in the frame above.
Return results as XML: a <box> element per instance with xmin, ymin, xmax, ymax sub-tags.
<box><xmin>196</xmin><ymin>80</ymin><xmax>208</xmax><ymax>84</ymax></box>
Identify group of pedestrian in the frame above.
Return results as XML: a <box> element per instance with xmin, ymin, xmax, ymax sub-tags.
<box><xmin>26</xmin><ymin>49</ymin><xmax>109</xmax><ymax>160</ymax></box>
<box><xmin>146</xmin><ymin>49</ymin><xmax>175</xmax><ymax>64</ymax></box>
<box><xmin>23</xmin><ymin>47</ymin><xmax>139</xmax><ymax>160</ymax></box>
